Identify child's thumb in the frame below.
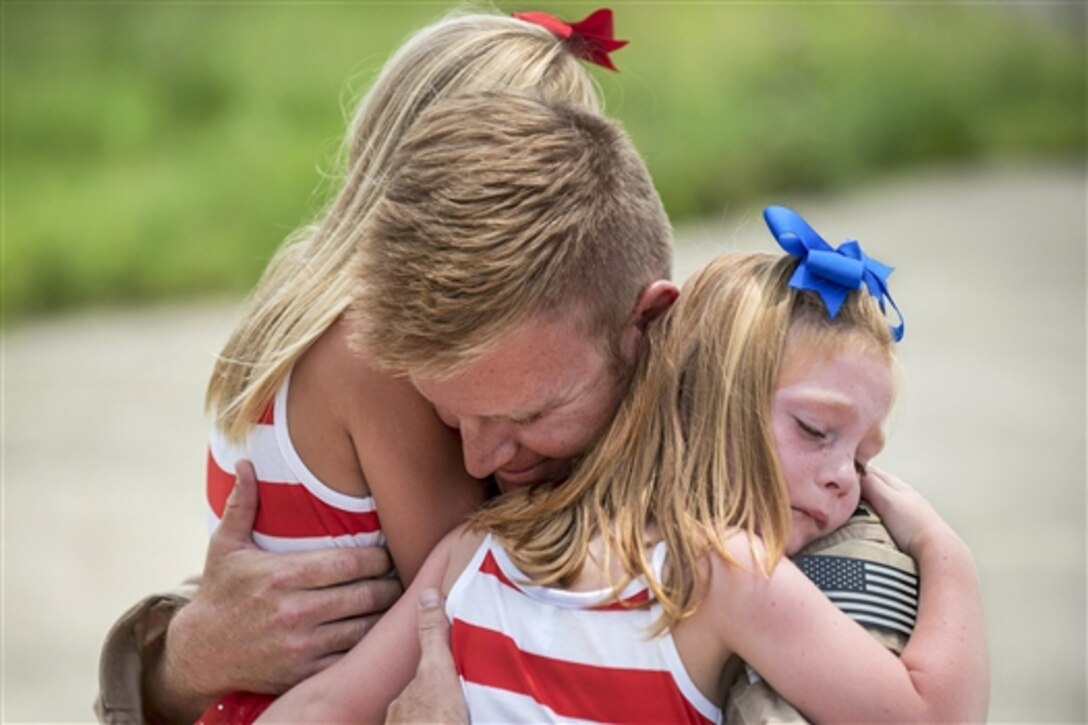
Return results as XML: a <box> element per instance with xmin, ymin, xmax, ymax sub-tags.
<box><xmin>218</xmin><ymin>459</ymin><xmax>260</xmax><ymax>542</ymax></box>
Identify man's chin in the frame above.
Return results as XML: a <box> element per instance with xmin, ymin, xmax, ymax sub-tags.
<box><xmin>495</xmin><ymin>468</ymin><xmax>568</xmax><ymax>494</ymax></box>
<box><xmin>494</xmin><ymin>477</ymin><xmax>529</xmax><ymax>494</ymax></box>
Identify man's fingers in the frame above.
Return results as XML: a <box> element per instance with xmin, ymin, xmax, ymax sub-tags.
<box><xmin>253</xmin><ymin>551</ymin><xmax>399</xmax><ymax>632</ymax></box>
<box><xmin>415</xmin><ymin>588</ymin><xmax>453</xmax><ymax>665</ymax></box>
<box><xmin>214</xmin><ymin>459</ymin><xmax>261</xmax><ymax>546</ymax></box>
<box><xmin>306</xmin><ymin>652</ymin><xmax>347</xmax><ymax>684</ymax></box>
<box><xmin>309</xmin><ymin>613</ymin><xmax>385</xmax><ymax>667</ymax></box>
<box><xmin>279</xmin><ymin>545</ymin><xmax>396</xmax><ymax>590</ymax></box>
<box><xmin>311</xmin><ymin>577</ymin><xmax>403</xmax><ymax>623</ymax></box>
<box><xmin>383</xmin><ymin>588</ymin><xmax>468</xmax><ymax>724</ymax></box>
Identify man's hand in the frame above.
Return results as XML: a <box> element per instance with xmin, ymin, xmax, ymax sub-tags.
<box><xmin>385</xmin><ymin>589</ymin><xmax>468</xmax><ymax>724</ymax></box>
<box><xmin>146</xmin><ymin>461</ymin><xmax>404</xmax><ymax>722</ymax></box>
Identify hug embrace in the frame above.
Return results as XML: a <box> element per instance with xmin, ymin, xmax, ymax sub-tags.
<box><xmin>97</xmin><ymin>8</ymin><xmax>988</xmax><ymax>724</ymax></box>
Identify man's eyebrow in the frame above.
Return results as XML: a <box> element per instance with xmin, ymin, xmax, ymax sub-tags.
<box><xmin>503</xmin><ymin>379</ymin><xmax>589</xmax><ymax>423</ymax></box>
<box><xmin>503</xmin><ymin>396</ymin><xmax>565</xmax><ymax>423</ymax></box>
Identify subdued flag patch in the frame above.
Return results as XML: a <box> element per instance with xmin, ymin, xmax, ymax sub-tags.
<box><xmin>794</xmin><ymin>554</ymin><xmax>919</xmax><ymax>636</ymax></box>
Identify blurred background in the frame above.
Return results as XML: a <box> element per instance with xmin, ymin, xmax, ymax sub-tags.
<box><xmin>3</xmin><ymin>2</ymin><xmax>1085</xmax><ymax>721</ymax></box>
<box><xmin>4</xmin><ymin>1</ymin><xmax>1084</xmax><ymax>322</ymax></box>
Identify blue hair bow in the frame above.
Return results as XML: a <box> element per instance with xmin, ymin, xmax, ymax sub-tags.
<box><xmin>763</xmin><ymin>205</ymin><xmax>904</xmax><ymax>342</ymax></box>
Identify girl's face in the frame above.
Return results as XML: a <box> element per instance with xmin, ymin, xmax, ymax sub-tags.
<box><xmin>771</xmin><ymin>336</ymin><xmax>894</xmax><ymax>556</ymax></box>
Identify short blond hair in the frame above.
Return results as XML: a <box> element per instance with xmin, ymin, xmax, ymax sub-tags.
<box><xmin>475</xmin><ymin>251</ymin><xmax>896</xmax><ymax>633</ymax></box>
<box><xmin>207</xmin><ymin>11</ymin><xmax>604</xmax><ymax>441</ymax></box>
<box><xmin>352</xmin><ymin>91</ymin><xmax>672</xmax><ymax>377</ymax></box>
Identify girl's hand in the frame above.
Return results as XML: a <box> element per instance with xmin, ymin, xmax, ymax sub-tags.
<box><xmin>859</xmin><ymin>467</ymin><xmax>988</xmax><ymax>721</ymax></box>
<box><xmin>860</xmin><ymin>466</ymin><xmax>946</xmax><ymax>555</ymax></box>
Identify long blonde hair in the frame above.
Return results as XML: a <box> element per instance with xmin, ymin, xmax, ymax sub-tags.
<box><xmin>207</xmin><ymin>11</ymin><xmax>602</xmax><ymax>440</ymax></box>
<box><xmin>475</xmin><ymin>252</ymin><xmax>896</xmax><ymax>633</ymax></box>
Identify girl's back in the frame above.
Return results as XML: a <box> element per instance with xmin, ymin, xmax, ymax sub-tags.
<box><xmin>442</xmin><ymin>530</ymin><xmax>722</xmax><ymax>723</ymax></box>
<box><xmin>207</xmin><ymin>318</ymin><xmax>484</xmax><ymax>581</ymax></box>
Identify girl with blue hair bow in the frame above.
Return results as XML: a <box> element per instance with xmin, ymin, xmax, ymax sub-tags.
<box><xmin>258</xmin><ymin>208</ymin><xmax>988</xmax><ymax>724</ymax></box>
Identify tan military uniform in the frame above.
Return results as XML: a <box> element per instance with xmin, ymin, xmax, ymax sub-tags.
<box><xmin>724</xmin><ymin>504</ymin><xmax>916</xmax><ymax>724</ymax></box>
<box><xmin>95</xmin><ymin>578</ymin><xmax>199</xmax><ymax>723</ymax></box>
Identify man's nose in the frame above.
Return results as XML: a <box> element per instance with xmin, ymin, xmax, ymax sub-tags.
<box><xmin>458</xmin><ymin>417</ymin><xmax>518</xmax><ymax>479</ymax></box>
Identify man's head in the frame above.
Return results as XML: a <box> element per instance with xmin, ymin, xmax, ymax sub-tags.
<box><xmin>351</xmin><ymin>91</ymin><xmax>675</xmax><ymax>490</ymax></box>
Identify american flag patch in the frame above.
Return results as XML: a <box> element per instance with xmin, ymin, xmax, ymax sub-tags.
<box><xmin>794</xmin><ymin>554</ymin><xmax>918</xmax><ymax>636</ymax></box>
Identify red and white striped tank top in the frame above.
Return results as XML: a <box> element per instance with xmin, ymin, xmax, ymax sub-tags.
<box><xmin>205</xmin><ymin>372</ymin><xmax>383</xmax><ymax>552</ymax></box>
<box><xmin>446</xmin><ymin>534</ymin><xmax>721</xmax><ymax>724</ymax></box>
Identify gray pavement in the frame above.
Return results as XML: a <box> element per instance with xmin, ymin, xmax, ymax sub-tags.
<box><xmin>4</xmin><ymin>163</ymin><xmax>1085</xmax><ymax>722</ymax></box>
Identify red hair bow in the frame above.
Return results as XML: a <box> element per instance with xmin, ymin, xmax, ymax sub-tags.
<box><xmin>514</xmin><ymin>8</ymin><xmax>628</xmax><ymax>72</ymax></box>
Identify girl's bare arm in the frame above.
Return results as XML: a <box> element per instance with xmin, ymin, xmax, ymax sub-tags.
<box><xmin>715</xmin><ymin>470</ymin><xmax>987</xmax><ymax>722</ymax></box>
<box><xmin>257</xmin><ymin>528</ymin><xmax>464</xmax><ymax>723</ymax></box>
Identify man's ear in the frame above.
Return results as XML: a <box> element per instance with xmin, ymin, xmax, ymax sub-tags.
<box><xmin>631</xmin><ymin>279</ymin><xmax>679</xmax><ymax>331</ymax></box>
<box><xmin>618</xmin><ymin>279</ymin><xmax>679</xmax><ymax>363</ymax></box>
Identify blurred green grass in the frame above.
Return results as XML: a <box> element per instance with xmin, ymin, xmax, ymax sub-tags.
<box><xmin>3</xmin><ymin>2</ymin><xmax>1084</xmax><ymax>320</ymax></box>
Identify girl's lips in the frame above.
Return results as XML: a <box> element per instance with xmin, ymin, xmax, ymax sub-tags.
<box><xmin>792</xmin><ymin>506</ymin><xmax>829</xmax><ymax>529</ymax></box>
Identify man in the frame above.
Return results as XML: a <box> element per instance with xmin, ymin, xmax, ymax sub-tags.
<box><xmin>97</xmin><ymin>91</ymin><xmax>677</xmax><ymax>723</ymax></box>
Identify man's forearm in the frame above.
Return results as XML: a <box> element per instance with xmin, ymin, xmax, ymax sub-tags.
<box><xmin>142</xmin><ymin>602</ymin><xmax>218</xmax><ymax>724</ymax></box>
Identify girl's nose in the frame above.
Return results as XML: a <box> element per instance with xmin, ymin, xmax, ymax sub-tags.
<box><xmin>821</xmin><ymin>455</ymin><xmax>860</xmax><ymax>497</ymax></box>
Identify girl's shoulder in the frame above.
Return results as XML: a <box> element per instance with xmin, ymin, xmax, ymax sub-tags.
<box><xmin>300</xmin><ymin>317</ymin><xmax>404</xmax><ymax>401</ymax></box>
<box><xmin>702</xmin><ymin>531</ymin><xmax>797</xmax><ymax>619</ymax></box>
<box><xmin>710</xmin><ymin>530</ymin><xmax>772</xmax><ymax>576</ymax></box>
<box><xmin>440</xmin><ymin>526</ymin><xmax>488</xmax><ymax>594</ymax></box>
<box><xmin>302</xmin><ymin>317</ymin><xmax>450</xmax><ymax>444</ymax></box>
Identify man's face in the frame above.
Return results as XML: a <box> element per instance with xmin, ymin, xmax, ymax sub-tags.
<box><xmin>411</xmin><ymin>315</ymin><xmax>631</xmax><ymax>493</ymax></box>
<box><xmin>771</xmin><ymin>338</ymin><xmax>893</xmax><ymax>555</ymax></box>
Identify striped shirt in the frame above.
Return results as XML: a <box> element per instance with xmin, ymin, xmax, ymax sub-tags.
<box><xmin>447</xmin><ymin>534</ymin><xmax>721</xmax><ymax>724</ymax></box>
<box><xmin>206</xmin><ymin>371</ymin><xmax>384</xmax><ymax>552</ymax></box>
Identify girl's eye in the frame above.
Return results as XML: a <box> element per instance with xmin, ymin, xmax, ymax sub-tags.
<box><xmin>796</xmin><ymin>418</ymin><xmax>825</xmax><ymax>440</ymax></box>
<box><xmin>855</xmin><ymin>459</ymin><xmax>868</xmax><ymax>477</ymax></box>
